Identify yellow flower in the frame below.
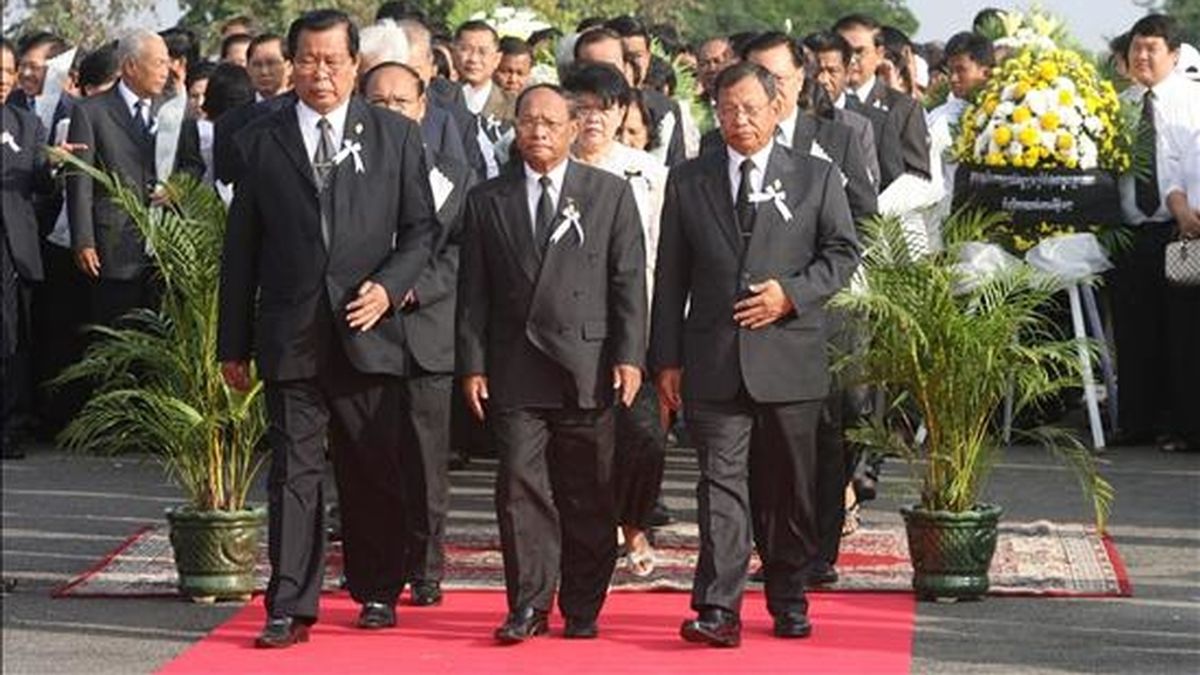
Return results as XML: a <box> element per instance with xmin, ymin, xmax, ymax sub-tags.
<box><xmin>1056</xmin><ymin>133</ymin><xmax>1074</xmax><ymax>150</ymax></box>
<box><xmin>1015</xmin><ymin>81</ymin><xmax>1030</xmax><ymax>99</ymax></box>
<box><xmin>993</xmin><ymin>125</ymin><xmax>1013</xmax><ymax>147</ymax></box>
<box><xmin>1039</xmin><ymin>61</ymin><xmax>1059</xmax><ymax>82</ymax></box>
<box><xmin>1019</xmin><ymin>126</ymin><xmax>1040</xmax><ymax>147</ymax></box>
<box><xmin>1013</xmin><ymin>106</ymin><xmax>1033</xmax><ymax>124</ymax></box>
<box><xmin>1040</xmin><ymin>112</ymin><xmax>1060</xmax><ymax>131</ymax></box>
<box><xmin>986</xmin><ymin>152</ymin><xmax>1006</xmax><ymax>166</ymax></box>
<box><xmin>983</xmin><ymin>98</ymin><xmax>998</xmax><ymax>115</ymax></box>
<box><xmin>1058</xmin><ymin>90</ymin><xmax>1074</xmax><ymax>106</ymax></box>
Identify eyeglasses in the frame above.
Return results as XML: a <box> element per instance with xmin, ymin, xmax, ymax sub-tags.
<box><xmin>293</xmin><ymin>56</ymin><xmax>353</xmax><ymax>75</ymax></box>
<box><xmin>716</xmin><ymin>101</ymin><xmax>771</xmax><ymax>120</ymax></box>
<box><xmin>249</xmin><ymin>58</ymin><xmax>286</xmax><ymax>71</ymax></box>
<box><xmin>516</xmin><ymin>116</ymin><xmax>569</xmax><ymax>133</ymax></box>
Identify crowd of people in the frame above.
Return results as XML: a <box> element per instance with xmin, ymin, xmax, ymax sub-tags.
<box><xmin>2</xmin><ymin>0</ymin><xmax>1198</xmax><ymax>651</ymax></box>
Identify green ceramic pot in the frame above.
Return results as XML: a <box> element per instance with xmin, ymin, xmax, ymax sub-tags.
<box><xmin>900</xmin><ymin>503</ymin><xmax>1003</xmax><ymax>601</ymax></box>
<box><xmin>166</xmin><ymin>505</ymin><xmax>265</xmax><ymax>602</ymax></box>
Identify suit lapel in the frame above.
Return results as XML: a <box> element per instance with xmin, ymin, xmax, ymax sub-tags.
<box><xmin>102</xmin><ymin>86</ymin><xmax>150</xmax><ymax>149</ymax></box>
<box><xmin>793</xmin><ymin>114</ymin><xmax>818</xmax><ymax>157</ymax></box>
<box><xmin>270</xmin><ymin>104</ymin><xmax>319</xmax><ymax>191</ymax></box>
<box><xmin>744</xmin><ymin>145</ymin><xmax>794</xmax><ymax>261</ymax></box>
<box><xmin>330</xmin><ymin>97</ymin><xmax>370</xmax><ymax>246</ymax></box>
<box><xmin>538</xmin><ymin>160</ymin><xmax>585</xmax><ymax>272</ymax></box>
<box><xmin>698</xmin><ymin>147</ymin><xmax>742</xmax><ymax>256</ymax></box>
<box><xmin>496</xmin><ymin>169</ymin><xmax>540</xmax><ymax>283</ymax></box>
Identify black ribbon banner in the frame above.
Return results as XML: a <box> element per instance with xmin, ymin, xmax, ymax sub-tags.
<box><xmin>952</xmin><ymin>166</ymin><xmax>1121</xmax><ymax>226</ymax></box>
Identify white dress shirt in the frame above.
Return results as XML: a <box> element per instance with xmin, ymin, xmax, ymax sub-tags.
<box><xmin>295</xmin><ymin>97</ymin><xmax>349</xmax><ymax>163</ymax></box>
<box><xmin>727</xmin><ymin>141</ymin><xmax>775</xmax><ymax>207</ymax></box>
<box><xmin>524</xmin><ymin>158</ymin><xmax>569</xmax><ymax>234</ymax></box>
<box><xmin>1119</xmin><ymin>73</ymin><xmax>1200</xmax><ymax>224</ymax></box>
<box><xmin>776</xmin><ymin>107</ymin><xmax>798</xmax><ymax>149</ymax></box>
<box><xmin>852</xmin><ymin>77</ymin><xmax>877</xmax><ymax>106</ymax></box>
<box><xmin>463</xmin><ymin>81</ymin><xmax>493</xmax><ymax>116</ymax></box>
<box><xmin>117</xmin><ymin>80</ymin><xmax>153</xmax><ymax>130</ymax></box>
<box><xmin>833</xmin><ymin>92</ymin><xmax>847</xmax><ymax>110</ymax></box>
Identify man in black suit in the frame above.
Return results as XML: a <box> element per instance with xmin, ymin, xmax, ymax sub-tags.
<box><xmin>806</xmin><ymin>30</ymin><xmax>881</xmax><ymax>192</ymax></box>
<box><xmin>362</xmin><ymin>60</ymin><xmax>477</xmax><ymax>607</ymax></box>
<box><xmin>457</xmin><ymin>84</ymin><xmax>646</xmax><ymax>643</ymax></box>
<box><xmin>217</xmin><ymin>10</ymin><xmax>436</xmax><ymax>648</ymax></box>
<box><xmin>835</xmin><ymin>14</ymin><xmax>930</xmax><ymax>189</ymax></box>
<box><xmin>651</xmin><ymin>63</ymin><xmax>859</xmax><ymax>647</ymax></box>
<box><xmin>67</xmin><ymin>28</ymin><xmax>204</xmax><ymax>327</ymax></box>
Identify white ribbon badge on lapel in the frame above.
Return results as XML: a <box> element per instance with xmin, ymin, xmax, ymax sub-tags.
<box><xmin>549</xmin><ymin>199</ymin><xmax>584</xmax><ymax>246</ymax></box>
<box><xmin>1</xmin><ymin>130</ymin><xmax>21</xmax><ymax>153</ymax></box>
<box><xmin>333</xmin><ymin>122</ymin><xmax>366</xmax><ymax>174</ymax></box>
<box><xmin>748</xmin><ymin>179</ymin><xmax>793</xmax><ymax>222</ymax></box>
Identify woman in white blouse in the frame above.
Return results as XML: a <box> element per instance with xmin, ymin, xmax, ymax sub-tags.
<box><xmin>563</xmin><ymin>63</ymin><xmax>669</xmax><ymax>576</ymax></box>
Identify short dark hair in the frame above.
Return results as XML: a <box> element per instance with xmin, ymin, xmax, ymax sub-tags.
<box><xmin>650</xmin><ymin>23</ymin><xmax>685</xmax><ymax>56</ymax></box>
<box><xmin>431</xmin><ymin>44</ymin><xmax>451</xmax><ymax>79</ymax></box>
<box><xmin>287</xmin><ymin>9</ymin><xmax>359</xmax><ymax>61</ymax></box>
<box><xmin>201</xmin><ymin>62</ymin><xmax>254</xmax><ymax>119</ymax></box>
<box><xmin>247</xmin><ymin>33</ymin><xmax>285</xmax><ymax>61</ymax></box>
<box><xmin>499</xmin><ymin>36</ymin><xmax>532</xmax><ymax>58</ymax></box>
<box><xmin>515</xmin><ymin>83</ymin><xmax>576</xmax><ymax>118</ymax></box>
<box><xmin>220</xmin><ymin>33</ymin><xmax>253</xmax><ymax>60</ymax></box>
<box><xmin>360</xmin><ymin>60</ymin><xmax>425</xmax><ymax>96</ymax></box>
<box><xmin>376</xmin><ymin>1</ymin><xmax>427</xmax><ymax>25</ymax></box>
<box><xmin>454</xmin><ymin>20</ymin><xmax>498</xmax><ymax>45</ymax></box>
<box><xmin>160</xmin><ymin>27</ymin><xmax>199</xmax><ymax>66</ymax></box>
<box><xmin>573</xmin><ymin>27</ymin><xmax>623</xmax><ymax>61</ymax></box>
<box><xmin>741</xmin><ymin>31</ymin><xmax>804</xmax><ymax>68</ymax></box>
<box><xmin>185</xmin><ymin>59</ymin><xmax>217</xmax><ymax>90</ymax></box>
<box><xmin>77</xmin><ymin>41</ymin><xmax>119</xmax><ymax>90</ymax></box>
<box><xmin>561</xmin><ymin>62</ymin><xmax>631</xmax><ymax>109</ymax></box>
<box><xmin>527</xmin><ymin>28</ymin><xmax>562</xmax><ymax>50</ymax></box>
<box><xmin>1108</xmin><ymin>32</ymin><xmax>1131</xmax><ymax>64</ymax></box>
<box><xmin>713</xmin><ymin>61</ymin><xmax>777</xmax><ymax>102</ymax></box>
<box><xmin>606</xmin><ymin>15</ymin><xmax>650</xmax><ymax>45</ymax></box>
<box><xmin>803</xmin><ymin>30</ymin><xmax>852</xmax><ymax>66</ymax></box>
<box><xmin>625</xmin><ymin>89</ymin><xmax>661</xmax><ymax>151</ymax></box>
<box><xmin>1129</xmin><ymin>14</ymin><xmax>1182</xmax><ymax>51</ymax></box>
<box><xmin>17</xmin><ymin>31</ymin><xmax>68</xmax><ymax>59</ymax></box>
<box><xmin>833</xmin><ymin>14</ymin><xmax>882</xmax><ymax>45</ymax></box>
<box><xmin>576</xmin><ymin>17</ymin><xmax>607</xmax><ymax>33</ymax></box>
<box><xmin>643</xmin><ymin>55</ymin><xmax>676</xmax><ymax>95</ymax></box>
<box><xmin>944</xmin><ymin>31</ymin><xmax>994</xmax><ymax>68</ymax></box>
<box><xmin>727</xmin><ymin>31</ymin><xmax>761</xmax><ymax>58</ymax></box>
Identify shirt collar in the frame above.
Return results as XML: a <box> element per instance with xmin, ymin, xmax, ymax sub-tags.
<box><xmin>295</xmin><ymin>97</ymin><xmax>351</xmax><ymax>138</ymax></box>
<box><xmin>525</xmin><ymin>157</ymin><xmax>569</xmax><ymax>189</ymax></box>
<box><xmin>463</xmin><ymin>80</ymin><xmax>493</xmax><ymax>113</ymax></box>
<box><xmin>117</xmin><ymin>80</ymin><xmax>146</xmax><ymax>115</ymax></box>
<box><xmin>776</xmin><ymin>107</ymin><xmax>798</xmax><ymax>148</ymax></box>
<box><xmin>853</xmin><ymin>77</ymin><xmax>876</xmax><ymax>104</ymax></box>
<box><xmin>833</xmin><ymin>92</ymin><xmax>847</xmax><ymax>109</ymax></box>
<box><xmin>727</xmin><ymin>140</ymin><xmax>775</xmax><ymax>179</ymax></box>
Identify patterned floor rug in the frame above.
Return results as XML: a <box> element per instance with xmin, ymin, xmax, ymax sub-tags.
<box><xmin>53</xmin><ymin>520</ymin><xmax>1130</xmax><ymax>599</ymax></box>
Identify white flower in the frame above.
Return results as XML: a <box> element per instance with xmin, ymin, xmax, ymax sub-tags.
<box><xmin>996</xmin><ymin>101</ymin><xmax>1015</xmax><ymax>117</ymax></box>
<box><xmin>1040</xmin><ymin>131</ymin><xmax>1057</xmax><ymax>151</ymax></box>
<box><xmin>1026</xmin><ymin>90</ymin><xmax>1050</xmax><ymax>115</ymax></box>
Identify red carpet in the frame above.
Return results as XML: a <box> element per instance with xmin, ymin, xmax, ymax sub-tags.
<box><xmin>159</xmin><ymin>591</ymin><xmax>915</xmax><ymax>674</ymax></box>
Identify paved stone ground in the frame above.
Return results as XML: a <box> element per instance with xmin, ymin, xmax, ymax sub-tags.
<box><xmin>2</xmin><ymin>438</ymin><xmax>1198</xmax><ymax>673</ymax></box>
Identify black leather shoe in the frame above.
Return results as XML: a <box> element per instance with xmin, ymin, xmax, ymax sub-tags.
<box><xmin>680</xmin><ymin>608</ymin><xmax>741</xmax><ymax>648</ymax></box>
<box><xmin>356</xmin><ymin>602</ymin><xmax>396</xmax><ymax>629</ymax></box>
<box><xmin>773</xmin><ymin>612</ymin><xmax>812</xmax><ymax>638</ymax></box>
<box><xmin>494</xmin><ymin>607</ymin><xmax>549</xmax><ymax>644</ymax></box>
<box><xmin>805</xmin><ymin>562</ymin><xmax>839</xmax><ymax>586</ymax></box>
<box><xmin>255</xmin><ymin>616</ymin><xmax>310</xmax><ymax>648</ymax></box>
<box><xmin>410</xmin><ymin>580</ymin><xmax>443</xmax><ymax>607</ymax></box>
<box><xmin>563</xmin><ymin>616</ymin><xmax>598</xmax><ymax>639</ymax></box>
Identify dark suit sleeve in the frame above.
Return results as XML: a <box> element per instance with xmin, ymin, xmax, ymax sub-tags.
<box><xmin>608</xmin><ymin>181</ymin><xmax>648</xmax><ymax>369</ymax></box>
<box><xmin>412</xmin><ymin>166</ymin><xmax>476</xmax><ymax>308</ymax></box>
<box><xmin>665</xmin><ymin>99</ymin><xmax>687</xmax><ymax>166</ymax></box>
<box><xmin>839</xmin><ymin>129</ymin><xmax>878</xmax><ymax>221</ymax></box>
<box><xmin>899</xmin><ymin>101</ymin><xmax>931</xmax><ymax>180</ymax></box>
<box><xmin>30</xmin><ymin>116</ymin><xmax>56</xmax><ymax>196</ymax></box>
<box><xmin>371</xmin><ymin>121</ymin><xmax>438</xmax><ymax>307</ymax></box>
<box><xmin>66</xmin><ymin>103</ymin><xmax>97</xmax><ymax>251</ymax></box>
<box><xmin>648</xmin><ymin>169</ymin><xmax>690</xmax><ymax>373</ymax></box>
<box><xmin>173</xmin><ymin>117</ymin><xmax>206</xmax><ymax>179</ymax></box>
<box><xmin>216</xmin><ymin>148</ymin><xmax>263</xmax><ymax>362</ymax></box>
<box><xmin>455</xmin><ymin>191</ymin><xmax>488</xmax><ymax>376</ymax></box>
<box><xmin>779</xmin><ymin>163</ymin><xmax>859</xmax><ymax>312</ymax></box>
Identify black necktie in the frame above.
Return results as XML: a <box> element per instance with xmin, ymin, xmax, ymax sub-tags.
<box><xmin>313</xmin><ymin>117</ymin><xmax>335</xmax><ymax>186</ymax></box>
<box><xmin>133</xmin><ymin>100</ymin><xmax>153</xmax><ymax>140</ymax></box>
<box><xmin>736</xmin><ymin>158</ymin><xmax>756</xmax><ymax>238</ymax></box>
<box><xmin>1135</xmin><ymin>90</ymin><xmax>1160</xmax><ymax>218</ymax></box>
<box><xmin>534</xmin><ymin>175</ymin><xmax>555</xmax><ymax>254</ymax></box>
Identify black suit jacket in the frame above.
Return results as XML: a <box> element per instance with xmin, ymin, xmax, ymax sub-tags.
<box><xmin>847</xmin><ymin>80</ymin><xmax>930</xmax><ymax>188</ymax></box>
<box><xmin>650</xmin><ymin>144</ymin><xmax>859</xmax><ymax>403</ymax></box>
<box><xmin>643</xmin><ymin>89</ymin><xmax>687</xmax><ymax>167</ymax></box>
<box><xmin>427</xmin><ymin>77</ymin><xmax>487</xmax><ymax>178</ymax></box>
<box><xmin>700</xmin><ymin>113</ymin><xmax>877</xmax><ymax>220</ymax></box>
<box><xmin>217</xmin><ymin>96</ymin><xmax>438</xmax><ymax>381</ymax></box>
<box><xmin>1</xmin><ymin>105</ymin><xmax>54</xmax><ymax>282</ymax></box>
<box><xmin>421</xmin><ymin>105</ymin><xmax>468</xmax><ymax>168</ymax></box>
<box><xmin>456</xmin><ymin>160</ymin><xmax>646</xmax><ymax>409</ymax></box>
<box><xmin>212</xmin><ymin>94</ymin><xmax>294</xmax><ymax>186</ymax></box>
<box><xmin>66</xmin><ymin>85</ymin><xmax>205</xmax><ymax>280</ymax></box>
<box><xmin>401</xmin><ymin>149</ymin><xmax>477</xmax><ymax>374</ymax></box>
<box><xmin>6</xmin><ymin>92</ymin><xmax>75</xmax><ymax>236</ymax></box>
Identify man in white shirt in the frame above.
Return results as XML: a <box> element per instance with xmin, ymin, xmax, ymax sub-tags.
<box><xmin>927</xmin><ymin>31</ymin><xmax>993</xmax><ymax>197</ymax></box>
<box><xmin>1111</xmin><ymin>14</ymin><xmax>1200</xmax><ymax>452</ymax></box>
<box><xmin>452</xmin><ymin>20</ymin><xmax>514</xmax><ymax>121</ymax></box>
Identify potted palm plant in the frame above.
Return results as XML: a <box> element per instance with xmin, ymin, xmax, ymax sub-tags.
<box><xmin>831</xmin><ymin>210</ymin><xmax>1114</xmax><ymax>601</ymax></box>
<box><xmin>52</xmin><ymin>155</ymin><xmax>267</xmax><ymax>602</ymax></box>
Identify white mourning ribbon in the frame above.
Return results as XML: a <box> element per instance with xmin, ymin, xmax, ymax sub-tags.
<box><xmin>332</xmin><ymin>139</ymin><xmax>365</xmax><ymax>174</ymax></box>
<box><xmin>748</xmin><ymin>180</ymin><xmax>793</xmax><ymax>222</ymax></box>
<box><xmin>154</xmin><ymin>94</ymin><xmax>187</xmax><ymax>183</ymax></box>
<box><xmin>429</xmin><ymin>165</ymin><xmax>454</xmax><ymax>212</ymax></box>
<box><xmin>36</xmin><ymin>48</ymin><xmax>75</xmax><ymax>131</ymax></box>
<box><xmin>951</xmin><ymin>241</ymin><xmax>1021</xmax><ymax>294</ymax></box>
<box><xmin>1024</xmin><ymin>232</ymin><xmax>1112</xmax><ymax>285</ymax></box>
<box><xmin>549</xmin><ymin>200</ymin><xmax>584</xmax><ymax>246</ymax></box>
<box><xmin>0</xmin><ymin>130</ymin><xmax>20</xmax><ymax>153</ymax></box>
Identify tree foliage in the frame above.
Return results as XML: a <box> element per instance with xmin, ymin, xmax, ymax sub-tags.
<box><xmin>678</xmin><ymin>0</ymin><xmax>917</xmax><ymax>41</ymax></box>
<box><xmin>3</xmin><ymin>0</ymin><xmax>152</xmax><ymax>48</ymax></box>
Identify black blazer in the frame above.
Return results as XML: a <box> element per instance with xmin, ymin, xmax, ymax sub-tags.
<box><xmin>400</xmin><ymin>149</ymin><xmax>477</xmax><ymax>374</ymax></box>
<box><xmin>421</xmin><ymin>104</ymin><xmax>469</xmax><ymax>168</ymax></box>
<box><xmin>643</xmin><ymin>89</ymin><xmax>687</xmax><ymax>167</ymax></box>
<box><xmin>650</xmin><ymin>144</ymin><xmax>859</xmax><ymax>403</ymax></box>
<box><xmin>456</xmin><ymin>160</ymin><xmax>646</xmax><ymax>410</ymax></box>
<box><xmin>427</xmin><ymin>77</ymin><xmax>487</xmax><ymax>178</ymax></box>
<box><xmin>847</xmin><ymin>80</ymin><xmax>930</xmax><ymax>188</ymax></box>
<box><xmin>217</xmin><ymin>96</ymin><xmax>438</xmax><ymax>381</ymax></box>
<box><xmin>66</xmin><ymin>85</ymin><xmax>205</xmax><ymax>280</ymax></box>
<box><xmin>212</xmin><ymin>94</ymin><xmax>294</xmax><ymax>186</ymax></box>
<box><xmin>1</xmin><ymin>105</ymin><xmax>54</xmax><ymax>282</ymax></box>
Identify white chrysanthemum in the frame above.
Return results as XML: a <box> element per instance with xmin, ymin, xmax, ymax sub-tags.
<box><xmin>529</xmin><ymin>63</ymin><xmax>558</xmax><ymax>86</ymax></box>
<box><xmin>1008</xmin><ymin>141</ymin><xmax>1024</xmax><ymax>158</ymax></box>
<box><xmin>997</xmin><ymin>101</ymin><xmax>1015</xmax><ymax>117</ymax></box>
<box><xmin>1083</xmin><ymin>116</ymin><xmax>1102</xmax><ymax>134</ymax></box>
<box><xmin>1041</xmin><ymin>131</ymin><xmax>1057</xmax><ymax>151</ymax></box>
<box><xmin>1026</xmin><ymin>90</ymin><xmax>1050</xmax><ymax>115</ymax></box>
<box><xmin>1054</xmin><ymin>77</ymin><xmax>1077</xmax><ymax>93</ymax></box>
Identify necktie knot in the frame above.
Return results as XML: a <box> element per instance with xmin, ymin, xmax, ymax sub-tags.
<box><xmin>739</xmin><ymin>158</ymin><xmax>755</xmax><ymax>179</ymax></box>
<box><xmin>317</xmin><ymin>116</ymin><xmax>331</xmax><ymax>132</ymax></box>
<box><xmin>736</xmin><ymin>158</ymin><xmax>756</xmax><ymax>237</ymax></box>
<box><xmin>539</xmin><ymin>175</ymin><xmax>552</xmax><ymax>190</ymax></box>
